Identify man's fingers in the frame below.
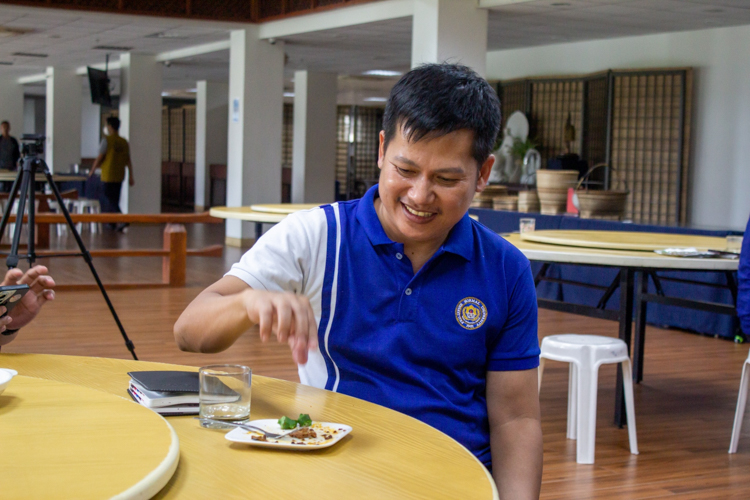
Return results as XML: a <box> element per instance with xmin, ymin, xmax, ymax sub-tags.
<box><xmin>1</xmin><ymin>269</ymin><xmax>23</xmax><ymax>286</ymax></box>
<box><xmin>16</xmin><ymin>266</ymin><xmax>49</xmax><ymax>287</ymax></box>
<box><xmin>257</xmin><ymin>302</ymin><xmax>274</xmax><ymax>342</ymax></box>
<box><xmin>306</xmin><ymin>306</ymin><xmax>318</xmax><ymax>351</ymax></box>
<box><xmin>29</xmin><ymin>275</ymin><xmax>55</xmax><ymax>296</ymax></box>
<box><xmin>274</xmin><ymin>299</ymin><xmax>292</xmax><ymax>343</ymax></box>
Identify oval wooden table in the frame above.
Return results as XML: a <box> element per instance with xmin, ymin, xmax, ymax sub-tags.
<box><xmin>506</xmin><ymin>232</ymin><xmax>739</xmax><ymax>426</ymax></box>
<box><xmin>520</xmin><ymin>229</ymin><xmax>730</xmax><ymax>252</ymax></box>
<box><xmin>0</xmin><ymin>353</ymin><xmax>498</xmax><ymax>500</ymax></box>
<box><xmin>0</xmin><ymin>374</ymin><xmax>179</xmax><ymax>499</ymax></box>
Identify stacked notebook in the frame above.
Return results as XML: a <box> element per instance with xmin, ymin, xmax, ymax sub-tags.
<box><xmin>127</xmin><ymin>371</ymin><xmax>202</xmax><ymax>416</ymax></box>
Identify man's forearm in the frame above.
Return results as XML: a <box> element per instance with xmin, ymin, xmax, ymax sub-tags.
<box><xmin>490</xmin><ymin>416</ymin><xmax>543</xmax><ymax>499</ymax></box>
<box><xmin>174</xmin><ymin>289</ymin><xmax>254</xmax><ymax>353</ymax></box>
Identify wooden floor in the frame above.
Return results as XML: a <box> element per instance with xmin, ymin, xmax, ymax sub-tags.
<box><xmin>3</xmin><ymin>224</ymin><xmax>750</xmax><ymax>498</ymax></box>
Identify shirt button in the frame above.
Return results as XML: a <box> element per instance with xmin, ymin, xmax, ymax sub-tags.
<box><xmin>405</xmin><ymin>288</ymin><xmax>412</xmax><ymax>296</ymax></box>
<box><xmin>396</xmin><ymin>253</ymin><xmax>403</xmax><ymax>260</ymax></box>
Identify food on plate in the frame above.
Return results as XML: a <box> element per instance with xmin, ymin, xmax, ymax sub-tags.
<box><xmin>289</xmin><ymin>427</ymin><xmax>317</xmax><ymax>439</ymax></box>
<box><xmin>278</xmin><ymin>413</ymin><xmax>312</xmax><ymax>429</ymax></box>
<box><xmin>245</xmin><ymin>422</ymin><xmax>340</xmax><ymax>446</ymax></box>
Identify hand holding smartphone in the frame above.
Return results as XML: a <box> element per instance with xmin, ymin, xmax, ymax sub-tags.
<box><xmin>0</xmin><ymin>284</ymin><xmax>30</xmax><ymax>317</ymax></box>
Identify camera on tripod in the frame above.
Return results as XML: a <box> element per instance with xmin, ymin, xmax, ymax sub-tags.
<box><xmin>20</xmin><ymin>134</ymin><xmax>45</xmax><ymax>158</ymax></box>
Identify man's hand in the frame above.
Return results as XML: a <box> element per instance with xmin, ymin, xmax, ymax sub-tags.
<box><xmin>1</xmin><ymin>265</ymin><xmax>55</xmax><ymax>333</ymax></box>
<box><xmin>174</xmin><ymin>277</ymin><xmax>319</xmax><ymax>365</ymax></box>
<box><xmin>242</xmin><ymin>289</ymin><xmax>318</xmax><ymax>364</ymax></box>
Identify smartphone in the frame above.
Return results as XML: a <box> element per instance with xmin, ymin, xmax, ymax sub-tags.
<box><xmin>0</xmin><ymin>284</ymin><xmax>29</xmax><ymax>317</ymax></box>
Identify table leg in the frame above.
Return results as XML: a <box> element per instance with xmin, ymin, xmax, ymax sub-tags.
<box><xmin>633</xmin><ymin>271</ymin><xmax>648</xmax><ymax>383</ymax></box>
<box><xmin>615</xmin><ymin>267</ymin><xmax>635</xmax><ymax>428</ymax></box>
<box><xmin>255</xmin><ymin>222</ymin><xmax>262</xmax><ymax>241</ymax></box>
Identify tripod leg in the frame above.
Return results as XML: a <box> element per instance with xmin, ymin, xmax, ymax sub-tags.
<box><xmin>7</xmin><ymin>168</ymin><xmax>32</xmax><ymax>269</ymax></box>
<box><xmin>43</xmin><ymin>170</ymin><xmax>138</xmax><ymax>360</ymax></box>
<box><xmin>0</xmin><ymin>168</ymin><xmax>24</xmax><ymax>240</ymax></box>
<box><xmin>27</xmin><ymin>163</ymin><xmax>36</xmax><ymax>266</ymax></box>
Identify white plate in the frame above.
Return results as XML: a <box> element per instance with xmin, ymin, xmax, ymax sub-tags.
<box><xmin>225</xmin><ymin>419</ymin><xmax>352</xmax><ymax>450</ymax></box>
<box><xmin>0</xmin><ymin>368</ymin><xmax>18</xmax><ymax>395</ymax></box>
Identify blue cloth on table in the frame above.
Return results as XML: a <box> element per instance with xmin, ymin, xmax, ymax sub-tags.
<box><xmin>738</xmin><ymin>215</ymin><xmax>750</xmax><ymax>336</ymax></box>
<box><xmin>469</xmin><ymin>209</ymin><xmax>740</xmax><ymax>338</ymax></box>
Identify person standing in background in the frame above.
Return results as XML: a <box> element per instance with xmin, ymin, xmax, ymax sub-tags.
<box><xmin>89</xmin><ymin>116</ymin><xmax>134</xmax><ymax>231</ymax></box>
<box><xmin>0</xmin><ymin>121</ymin><xmax>20</xmax><ymax>171</ymax></box>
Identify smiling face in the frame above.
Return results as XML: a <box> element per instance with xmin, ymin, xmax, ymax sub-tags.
<box><xmin>374</xmin><ymin>125</ymin><xmax>494</xmax><ymax>252</ymax></box>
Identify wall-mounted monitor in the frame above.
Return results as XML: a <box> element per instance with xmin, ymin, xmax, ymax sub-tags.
<box><xmin>87</xmin><ymin>67</ymin><xmax>112</xmax><ymax>107</ymax></box>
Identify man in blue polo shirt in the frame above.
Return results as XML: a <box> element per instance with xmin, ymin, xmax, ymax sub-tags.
<box><xmin>175</xmin><ymin>63</ymin><xmax>542</xmax><ymax>498</ymax></box>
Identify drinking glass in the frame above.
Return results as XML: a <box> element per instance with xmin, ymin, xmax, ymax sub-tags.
<box><xmin>199</xmin><ymin>364</ymin><xmax>251</xmax><ymax>428</ymax></box>
<box><xmin>519</xmin><ymin>218</ymin><xmax>536</xmax><ymax>234</ymax></box>
<box><xmin>726</xmin><ymin>235</ymin><xmax>743</xmax><ymax>253</ymax></box>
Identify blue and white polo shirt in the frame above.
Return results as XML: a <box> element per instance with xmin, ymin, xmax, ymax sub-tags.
<box><xmin>227</xmin><ymin>184</ymin><xmax>540</xmax><ymax>468</ymax></box>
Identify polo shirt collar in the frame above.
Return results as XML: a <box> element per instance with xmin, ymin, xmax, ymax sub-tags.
<box><xmin>356</xmin><ymin>184</ymin><xmax>474</xmax><ymax>261</ymax></box>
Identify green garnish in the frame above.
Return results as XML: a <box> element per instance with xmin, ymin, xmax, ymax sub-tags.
<box><xmin>278</xmin><ymin>413</ymin><xmax>313</xmax><ymax>429</ymax></box>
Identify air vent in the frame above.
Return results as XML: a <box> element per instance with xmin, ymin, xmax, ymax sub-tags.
<box><xmin>93</xmin><ymin>45</ymin><xmax>133</xmax><ymax>51</ymax></box>
<box><xmin>0</xmin><ymin>61</ymin><xmax>13</xmax><ymax>65</ymax></box>
<box><xmin>12</xmin><ymin>52</ymin><xmax>47</xmax><ymax>58</ymax></box>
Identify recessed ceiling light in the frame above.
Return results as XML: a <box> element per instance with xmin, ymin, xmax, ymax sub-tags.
<box><xmin>364</xmin><ymin>97</ymin><xmax>388</xmax><ymax>102</ymax></box>
<box><xmin>93</xmin><ymin>45</ymin><xmax>133</xmax><ymax>51</ymax></box>
<box><xmin>146</xmin><ymin>32</ymin><xmax>188</xmax><ymax>39</ymax></box>
<box><xmin>0</xmin><ymin>27</ymin><xmax>33</xmax><ymax>38</ymax></box>
<box><xmin>362</xmin><ymin>70</ymin><xmax>402</xmax><ymax>77</ymax></box>
<box><xmin>12</xmin><ymin>52</ymin><xmax>47</xmax><ymax>58</ymax></box>
<box><xmin>0</xmin><ymin>61</ymin><xmax>13</xmax><ymax>65</ymax></box>
<box><xmin>551</xmin><ymin>2</ymin><xmax>571</xmax><ymax>6</ymax></box>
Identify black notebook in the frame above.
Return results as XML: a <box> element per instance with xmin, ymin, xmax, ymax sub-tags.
<box><xmin>127</xmin><ymin>371</ymin><xmax>200</xmax><ymax>393</ymax></box>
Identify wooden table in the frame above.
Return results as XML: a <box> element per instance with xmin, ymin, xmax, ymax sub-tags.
<box><xmin>211</xmin><ymin>204</ymin><xmax>479</xmax><ymax>238</ymax></box>
<box><xmin>0</xmin><ymin>374</ymin><xmax>178</xmax><ymax>499</ymax></box>
<box><xmin>0</xmin><ymin>354</ymin><xmax>497</xmax><ymax>499</ymax></box>
<box><xmin>507</xmin><ymin>232</ymin><xmax>739</xmax><ymax>425</ymax></box>
<box><xmin>521</xmin><ymin>229</ymin><xmax>729</xmax><ymax>252</ymax></box>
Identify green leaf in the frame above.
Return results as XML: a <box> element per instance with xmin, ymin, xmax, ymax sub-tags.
<box><xmin>278</xmin><ymin>416</ymin><xmax>297</xmax><ymax>429</ymax></box>
<box><xmin>297</xmin><ymin>413</ymin><xmax>312</xmax><ymax>427</ymax></box>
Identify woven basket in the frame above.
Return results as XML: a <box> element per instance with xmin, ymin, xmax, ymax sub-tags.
<box><xmin>518</xmin><ymin>190</ymin><xmax>540</xmax><ymax>213</ymax></box>
<box><xmin>537</xmin><ymin>187</ymin><xmax>569</xmax><ymax>215</ymax></box>
<box><xmin>575</xmin><ymin>163</ymin><xmax>629</xmax><ymax>220</ymax></box>
<box><xmin>536</xmin><ymin>169</ymin><xmax>579</xmax><ymax>189</ymax></box>
<box><xmin>493</xmin><ymin>195</ymin><xmax>518</xmax><ymax>212</ymax></box>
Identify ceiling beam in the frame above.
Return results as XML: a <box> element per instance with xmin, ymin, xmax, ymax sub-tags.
<box><xmin>155</xmin><ymin>40</ymin><xmax>231</xmax><ymax>62</ymax></box>
<box><xmin>258</xmin><ymin>0</ymin><xmax>413</xmax><ymax>39</ymax></box>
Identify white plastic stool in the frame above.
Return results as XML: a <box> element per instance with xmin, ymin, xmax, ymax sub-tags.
<box><xmin>7</xmin><ymin>199</ymin><xmax>40</xmax><ymax>243</ymax></box>
<box><xmin>47</xmin><ymin>200</ymin><xmax>69</xmax><ymax>236</ymax></box>
<box><xmin>70</xmin><ymin>199</ymin><xmax>102</xmax><ymax>233</ymax></box>
<box><xmin>729</xmin><ymin>349</ymin><xmax>750</xmax><ymax>453</ymax></box>
<box><xmin>538</xmin><ymin>334</ymin><xmax>639</xmax><ymax>464</ymax></box>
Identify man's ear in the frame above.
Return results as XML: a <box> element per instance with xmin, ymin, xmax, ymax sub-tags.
<box><xmin>377</xmin><ymin>130</ymin><xmax>385</xmax><ymax>169</ymax></box>
<box><xmin>476</xmin><ymin>154</ymin><xmax>495</xmax><ymax>193</ymax></box>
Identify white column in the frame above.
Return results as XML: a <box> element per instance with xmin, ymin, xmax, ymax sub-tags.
<box><xmin>411</xmin><ymin>0</ymin><xmax>488</xmax><ymax>77</ymax></box>
<box><xmin>195</xmin><ymin>80</ymin><xmax>228</xmax><ymax>212</ymax></box>
<box><xmin>0</xmin><ymin>77</ymin><xmax>24</xmax><ymax>142</ymax></box>
<box><xmin>292</xmin><ymin>71</ymin><xmax>337</xmax><ymax>204</ymax></box>
<box><xmin>80</xmin><ymin>94</ymin><xmax>101</xmax><ymax>159</ymax></box>
<box><xmin>45</xmin><ymin>67</ymin><xmax>82</xmax><ymax>173</ymax></box>
<box><xmin>119</xmin><ymin>53</ymin><xmax>162</xmax><ymax>214</ymax></box>
<box><xmin>227</xmin><ymin>28</ymin><xmax>285</xmax><ymax>246</ymax></box>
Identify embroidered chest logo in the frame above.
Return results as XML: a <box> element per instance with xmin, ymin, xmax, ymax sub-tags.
<box><xmin>455</xmin><ymin>297</ymin><xmax>488</xmax><ymax>330</ymax></box>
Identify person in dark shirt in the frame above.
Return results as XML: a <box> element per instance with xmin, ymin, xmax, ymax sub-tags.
<box><xmin>0</xmin><ymin>121</ymin><xmax>21</xmax><ymax>171</ymax></box>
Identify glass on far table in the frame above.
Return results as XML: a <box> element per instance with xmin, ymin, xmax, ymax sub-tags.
<box><xmin>199</xmin><ymin>364</ymin><xmax>252</xmax><ymax>429</ymax></box>
<box><xmin>519</xmin><ymin>218</ymin><xmax>536</xmax><ymax>234</ymax></box>
<box><xmin>726</xmin><ymin>235</ymin><xmax>743</xmax><ymax>253</ymax></box>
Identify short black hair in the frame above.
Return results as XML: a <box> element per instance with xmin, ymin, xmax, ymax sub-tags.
<box><xmin>0</xmin><ymin>121</ymin><xmax>9</xmax><ymax>127</ymax></box>
<box><xmin>382</xmin><ymin>63</ymin><xmax>501</xmax><ymax>167</ymax></box>
<box><xmin>106</xmin><ymin>116</ymin><xmax>121</xmax><ymax>131</ymax></box>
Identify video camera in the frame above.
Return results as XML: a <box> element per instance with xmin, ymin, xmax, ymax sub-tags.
<box><xmin>20</xmin><ymin>134</ymin><xmax>45</xmax><ymax>157</ymax></box>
